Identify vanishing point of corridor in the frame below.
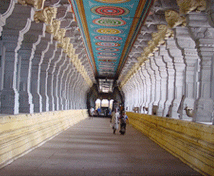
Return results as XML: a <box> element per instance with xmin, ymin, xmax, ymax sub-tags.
<box><xmin>0</xmin><ymin>117</ymin><xmax>201</xmax><ymax>176</ymax></box>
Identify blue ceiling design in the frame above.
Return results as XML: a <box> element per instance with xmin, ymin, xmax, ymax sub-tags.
<box><xmin>70</xmin><ymin>0</ymin><xmax>153</xmax><ymax>78</ymax></box>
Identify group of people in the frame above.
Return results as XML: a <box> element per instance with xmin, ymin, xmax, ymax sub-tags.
<box><xmin>111</xmin><ymin>109</ymin><xmax>129</xmax><ymax>135</ymax></box>
<box><xmin>90</xmin><ymin>106</ymin><xmax>111</xmax><ymax>117</ymax></box>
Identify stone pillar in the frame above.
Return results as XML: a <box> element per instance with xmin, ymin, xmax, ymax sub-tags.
<box><xmin>63</xmin><ymin>64</ymin><xmax>74</xmax><ymax>110</ymax></box>
<box><xmin>1</xmin><ymin>5</ymin><xmax>34</xmax><ymax>114</ymax></box>
<box><xmin>146</xmin><ymin>58</ymin><xmax>155</xmax><ymax>115</ymax></box>
<box><xmin>56</xmin><ymin>54</ymin><xmax>67</xmax><ymax>110</ymax></box>
<box><xmin>59</xmin><ymin>55</ymin><xmax>71</xmax><ymax>110</ymax></box>
<box><xmin>0</xmin><ymin>0</ymin><xmax>16</xmax><ymax>36</ymax></box>
<box><xmin>0</xmin><ymin>43</ymin><xmax>5</xmax><ymax>92</ymax></box>
<box><xmin>69</xmin><ymin>70</ymin><xmax>78</xmax><ymax>109</ymax></box>
<box><xmin>47</xmin><ymin>48</ymin><xmax>63</xmax><ymax>111</ymax></box>
<box><xmin>31</xmin><ymin>33</ymin><xmax>53</xmax><ymax>112</ymax></box>
<box><xmin>139</xmin><ymin>66</ymin><xmax>146</xmax><ymax>113</ymax></box>
<box><xmin>67</xmin><ymin>68</ymin><xmax>75</xmax><ymax>109</ymax></box>
<box><xmin>154</xmin><ymin>51</ymin><xmax>167</xmax><ymax>116</ymax></box>
<box><xmin>175</xmin><ymin>27</ymin><xmax>200</xmax><ymax>120</ymax></box>
<box><xmin>72</xmin><ymin>71</ymin><xmax>80</xmax><ymax>109</ymax></box>
<box><xmin>150</xmin><ymin>56</ymin><xmax>161</xmax><ymax>115</ymax></box>
<box><xmin>136</xmin><ymin>71</ymin><xmax>143</xmax><ymax>109</ymax></box>
<box><xmin>159</xmin><ymin>46</ymin><xmax>175</xmax><ymax>117</ymax></box>
<box><xmin>187</xmin><ymin>12</ymin><xmax>214</xmax><ymax>122</ymax></box>
<box><xmin>132</xmin><ymin>74</ymin><xmax>139</xmax><ymax>108</ymax></box>
<box><xmin>18</xmin><ymin>22</ymin><xmax>45</xmax><ymax>113</ymax></box>
<box><xmin>142</xmin><ymin>62</ymin><xmax>151</xmax><ymax>114</ymax></box>
<box><xmin>130</xmin><ymin>81</ymin><xmax>135</xmax><ymax>111</ymax></box>
<box><xmin>39</xmin><ymin>40</ymin><xmax>57</xmax><ymax>112</ymax></box>
<box><xmin>167</xmin><ymin>38</ymin><xmax>185</xmax><ymax>119</ymax></box>
<box><xmin>53</xmin><ymin>51</ymin><xmax>65</xmax><ymax>111</ymax></box>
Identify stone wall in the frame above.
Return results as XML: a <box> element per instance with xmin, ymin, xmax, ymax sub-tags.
<box><xmin>0</xmin><ymin>109</ymin><xmax>88</xmax><ymax>167</ymax></box>
<box><xmin>127</xmin><ymin>112</ymin><xmax>214</xmax><ymax>176</ymax></box>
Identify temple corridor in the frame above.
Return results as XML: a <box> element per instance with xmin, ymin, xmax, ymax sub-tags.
<box><xmin>0</xmin><ymin>0</ymin><xmax>214</xmax><ymax>175</ymax></box>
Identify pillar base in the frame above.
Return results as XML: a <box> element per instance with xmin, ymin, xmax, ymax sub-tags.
<box><xmin>170</xmin><ymin>99</ymin><xmax>182</xmax><ymax>119</ymax></box>
<box><xmin>32</xmin><ymin>93</ymin><xmax>42</xmax><ymax>113</ymax></box>
<box><xmin>157</xmin><ymin>102</ymin><xmax>165</xmax><ymax>116</ymax></box>
<box><xmin>0</xmin><ymin>88</ymin><xmax>19</xmax><ymax>114</ymax></box>
<box><xmin>19</xmin><ymin>91</ymin><xmax>34</xmax><ymax>113</ymax></box>
<box><xmin>194</xmin><ymin>98</ymin><xmax>214</xmax><ymax>123</ymax></box>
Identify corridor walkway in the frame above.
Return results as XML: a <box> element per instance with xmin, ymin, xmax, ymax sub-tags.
<box><xmin>0</xmin><ymin>117</ymin><xmax>201</xmax><ymax>176</ymax></box>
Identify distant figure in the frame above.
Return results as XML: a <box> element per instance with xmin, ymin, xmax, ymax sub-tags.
<box><xmin>90</xmin><ymin>107</ymin><xmax>94</xmax><ymax>119</ymax></box>
<box><xmin>119</xmin><ymin>111</ymin><xmax>129</xmax><ymax>135</ymax></box>
<box><xmin>97</xmin><ymin>107</ymin><xmax>101</xmax><ymax>116</ymax></box>
<box><xmin>111</xmin><ymin>109</ymin><xmax>120</xmax><ymax>134</ymax></box>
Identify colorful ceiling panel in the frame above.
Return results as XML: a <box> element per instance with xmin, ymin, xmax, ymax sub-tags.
<box><xmin>70</xmin><ymin>0</ymin><xmax>153</xmax><ymax>78</ymax></box>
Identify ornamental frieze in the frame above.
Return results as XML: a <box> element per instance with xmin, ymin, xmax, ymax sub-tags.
<box><xmin>165</xmin><ymin>10</ymin><xmax>186</xmax><ymax>28</ymax></box>
<box><xmin>34</xmin><ymin>7</ymin><xmax>57</xmax><ymax>24</ymax></box>
<box><xmin>18</xmin><ymin>0</ymin><xmax>45</xmax><ymax>9</ymax></box>
<box><xmin>176</xmin><ymin>0</ymin><xmax>206</xmax><ymax>14</ymax></box>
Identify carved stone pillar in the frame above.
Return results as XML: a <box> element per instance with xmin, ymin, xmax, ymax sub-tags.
<box><xmin>187</xmin><ymin>12</ymin><xmax>214</xmax><ymax>122</ymax></box>
<box><xmin>146</xmin><ymin>59</ymin><xmax>155</xmax><ymax>115</ymax></box>
<box><xmin>167</xmin><ymin>38</ymin><xmax>185</xmax><ymax>119</ymax></box>
<box><xmin>159</xmin><ymin>46</ymin><xmax>175</xmax><ymax>117</ymax></box>
<box><xmin>72</xmin><ymin>72</ymin><xmax>80</xmax><ymax>109</ymax></box>
<box><xmin>154</xmin><ymin>51</ymin><xmax>167</xmax><ymax>116</ymax></box>
<box><xmin>0</xmin><ymin>0</ymin><xmax>16</xmax><ymax>36</ymax></box>
<box><xmin>47</xmin><ymin>48</ymin><xmax>63</xmax><ymax>111</ymax></box>
<box><xmin>133</xmin><ymin>73</ymin><xmax>139</xmax><ymax>108</ymax></box>
<box><xmin>150</xmin><ymin>56</ymin><xmax>161</xmax><ymax>115</ymax></box>
<box><xmin>65</xmin><ymin>68</ymin><xmax>74</xmax><ymax>109</ymax></box>
<box><xmin>40</xmin><ymin>41</ymin><xmax>57</xmax><ymax>112</ymax></box>
<box><xmin>63</xmin><ymin>63</ymin><xmax>73</xmax><ymax>110</ymax></box>
<box><xmin>68</xmin><ymin>70</ymin><xmax>77</xmax><ymax>109</ymax></box>
<box><xmin>175</xmin><ymin>27</ymin><xmax>200</xmax><ymax>120</ymax></box>
<box><xmin>130</xmin><ymin>80</ymin><xmax>136</xmax><ymax>111</ymax></box>
<box><xmin>31</xmin><ymin>33</ymin><xmax>52</xmax><ymax>112</ymax></box>
<box><xmin>18</xmin><ymin>22</ymin><xmax>45</xmax><ymax>113</ymax></box>
<box><xmin>139</xmin><ymin>66</ymin><xmax>147</xmax><ymax>113</ymax></box>
<box><xmin>136</xmin><ymin>72</ymin><xmax>142</xmax><ymax>108</ymax></box>
<box><xmin>142</xmin><ymin>62</ymin><xmax>151</xmax><ymax>114</ymax></box>
<box><xmin>136</xmin><ymin>70</ymin><xmax>144</xmax><ymax>112</ymax></box>
<box><xmin>1</xmin><ymin>5</ymin><xmax>34</xmax><ymax>114</ymax></box>
<box><xmin>56</xmin><ymin>54</ymin><xmax>67</xmax><ymax>110</ymax></box>
<box><xmin>53</xmin><ymin>52</ymin><xmax>66</xmax><ymax>111</ymax></box>
<box><xmin>58</xmin><ymin>55</ymin><xmax>70</xmax><ymax>110</ymax></box>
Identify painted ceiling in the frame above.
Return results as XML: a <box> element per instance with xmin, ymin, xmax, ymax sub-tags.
<box><xmin>70</xmin><ymin>0</ymin><xmax>153</xmax><ymax>79</ymax></box>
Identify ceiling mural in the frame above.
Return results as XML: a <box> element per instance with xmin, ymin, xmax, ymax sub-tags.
<box><xmin>70</xmin><ymin>0</ymin><xmax>153</xmax><ymax>78</ymax></box>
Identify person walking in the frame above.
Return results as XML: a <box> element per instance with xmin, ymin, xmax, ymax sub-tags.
<box><xmin>89</xmin><ymin>107</ymin><xmax>94</xmax><ymax>119</ymax></box>
<box><xmin>119</xmin><ymin>111</ymin><xmax>129</xmax><ymax>135</ymax></box>
<box><xmin>111</xmin><ymin>109</ymin><xmax>120</xmax><ymax>134</ymax></box>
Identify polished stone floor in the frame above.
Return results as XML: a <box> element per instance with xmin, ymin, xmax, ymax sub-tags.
<box><xmin>0</xmin><ymin>117</ymin><xmax>201</xmax><ymax>176</ymax></box>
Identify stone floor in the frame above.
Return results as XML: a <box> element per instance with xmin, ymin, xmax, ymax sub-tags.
<box><xmin>0</xmin><ymin>117</ymin><xmax>202</xmax><ymax>176</ymax></box>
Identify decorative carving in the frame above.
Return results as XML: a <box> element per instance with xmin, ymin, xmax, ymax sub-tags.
<box><xmin>184</xmin><ymin>106</ymin><xmax>194</xmax><ymax>117</ymax></box>
<box><xmin>18</xmin><ymin>0</ymin><xmax>45</xmax><ymax>9</ymax></box>
<box><xmin>165</xmin><ymin>10</ymin><xmax>186</xmax><ymax>28</ymax></box>
<box><xmin>46</xmin><ymin>19</ymin><xmax>60</xmax><ymax>35</ymax></box>
<box><xmin>120</xmin><ymin>24</ymin><xmax>174</xmax><ymax>88</ymax></box>
<box><xmin>34</xmin><ymin>7</ymin><xmax>57</xmax><ymax>24</ymax></box>
<box><xmin>176</xmin><ymin>0</ymin><xmax>206</xmax><ymax>14</ymax></box>
<box><xmin>54</xmin><ymin>28</ymin><xmax>66</xmax><ymax>41</ymax></box>
<box><xmin>62</xmin><ymin>37</ymin><xmax>71</xmax><ymax>52</ymax></box>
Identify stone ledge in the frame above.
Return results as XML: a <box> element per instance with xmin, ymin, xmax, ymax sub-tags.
<box><xmin>0</xmin><ymin>109</ymin><xmax>88</xmax><ymax>167</ymax></box>
<box><xmin>127</xmin><ymin>112</ymin><xmax>214</xmax><ymax>176</ymax></box>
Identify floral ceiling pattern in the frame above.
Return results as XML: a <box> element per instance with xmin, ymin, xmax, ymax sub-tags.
<box><xmin>70</xmin><ymin>0</ymin><xmax>153</xmax><ymax>78</ymax></box>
